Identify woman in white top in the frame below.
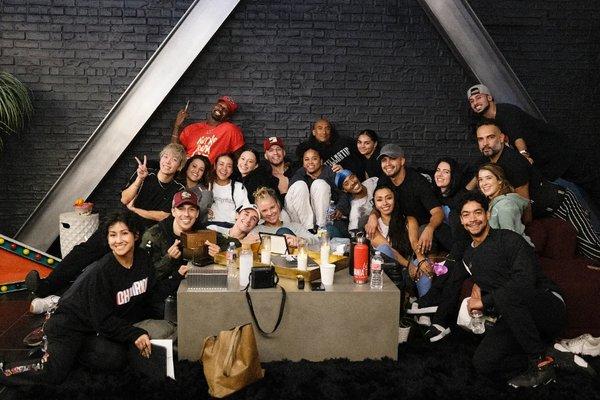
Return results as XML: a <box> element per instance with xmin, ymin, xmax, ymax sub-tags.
<box><xmin>253</xmin><ymin>186</ymin><xmax>319</xmax><ymax>247</ymax></box>
<box><xmin>209</xmin><ymin>153</ymin><xmax>249</xmax><ymax>226</ymax></box>
<box><xmin>335</xmin><ymin>169</ymin><xmax>378</xmax><ymax>231</ymax></box>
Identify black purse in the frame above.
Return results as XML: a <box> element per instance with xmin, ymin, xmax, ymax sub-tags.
<box><xmin>244</xmin><ymin>267</ymin><xmax>286</xmax><ymax>336</ymax></box>
<box><xmin>250</xmin><ymin>266</ymin><xmax>278</xmax><ymax>289</ymax></box>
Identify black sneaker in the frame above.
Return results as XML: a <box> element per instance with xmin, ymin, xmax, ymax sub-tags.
<box><xmin>25</xmin><ymin>270</ymin><xmax>41</xmax><ymax>294</ymax></box>
<box><xmin>424</xmin><ymin>324</ymin><xmax>450</xmax><ymax>342</ymax></box>
<box><xmin>508</xmin><ymin>356</ymin><xmax>556</xmax><ymax>388</ymax></box>
<box><xmin>548</xmin><ymin>343</ymin><xmax>597</xmax><ymax>377</ymax></box>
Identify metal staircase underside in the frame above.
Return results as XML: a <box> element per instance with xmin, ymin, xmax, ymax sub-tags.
<box><xmin>17</xmin><ymin>0</ymin><xmax>542</xmax><ymax>250</ymax></box>
<box><xmin>16</xmin><ymin>0</ymin><xmax>241</xmax><ymax>250</ymax></box>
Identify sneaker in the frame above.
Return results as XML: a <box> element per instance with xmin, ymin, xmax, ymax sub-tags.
<box><xmin>507</xmin><ymin>356</ymin><xmax>556</xmax><ymax>388</ymax></box>
<box><xmin>23</xmin><ymin>326</ymin><xmax>44</xmax><ymax>347</ymax></box>
<box><xmin>25</xmin><ymin>270</ymin><xmax>41</xmax><ymax>294</ymax></box>
<box><xmin>559</xmin><ymin>334</ymin><xmax>600</xmax><ymax>357</ymax></box>
<box><xmin>424</xmin><ymin>324</ymin><xmax>450</xmax><ymax>342</ymax></box>
<box><xmin>415</xmin><ymin>315</ymin><xmax>431</xmax><ymax>327</ymax></box>
<box><xmin>29</xmin><ymin>295</ymin><xmax>59</xmax><ymax>315</ymax></box>
<box><xmin>406</xmin><ymin>302</ymin><xmax>438</xmax><ymax>315</ymax></box>
<box><xmin>548</xmin><ymin>343</ymin><xmax>597</xmax><ymax>376</ymax></box>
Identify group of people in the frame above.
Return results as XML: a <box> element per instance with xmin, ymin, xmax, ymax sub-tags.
<box><xmin>2</xmin><ymin>87</ymin><xmax>599</xmax><ymax>391</ymax></box>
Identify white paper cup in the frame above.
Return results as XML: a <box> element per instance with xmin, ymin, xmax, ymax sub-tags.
<box><xmin>320</xmin><ymin>263</ymin><xmax>336</xmax><ymax>286</ymax></box>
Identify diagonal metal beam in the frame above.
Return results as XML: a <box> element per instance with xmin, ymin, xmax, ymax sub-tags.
<box><xmin>16</xmin><ymin>0</ymin><xmax>241</xmax><ymax>250</ymax></box>
<box><xmin>417</xmin><ymin>0</ymin><xmax>545</xmax><ymax>120</ymax></box>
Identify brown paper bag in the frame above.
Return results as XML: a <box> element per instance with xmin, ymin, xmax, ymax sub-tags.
<box><xmin>200</xmin><ymin>324</ymin><xmax>265</xmax><ymax>398</ymax></box>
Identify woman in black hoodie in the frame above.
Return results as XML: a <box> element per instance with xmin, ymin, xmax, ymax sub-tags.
<box><xmin>1</xmin><ymin>211</ymin><xmax>157</xmax><ymax>386</ymax></box>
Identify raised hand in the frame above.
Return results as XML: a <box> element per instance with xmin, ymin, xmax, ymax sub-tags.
<box><xmin>134</xmin><ymin>155</ymin><xmax>148</xmax><ymax>180</ymax></box>
<box><xmin>167</xmin><ymin>239</ymin><xmax>182</xmax><ymax>260</ymax></box>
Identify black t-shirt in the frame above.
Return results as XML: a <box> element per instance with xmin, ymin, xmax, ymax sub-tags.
<box><xmin>352</xmin><ymin>147</ymin><xmax>384</xmax><ymax>181</ymax></box>
<box><xmin>296</xmin><ymin>133</ymin><xmax>356</xmax><ymax>170</ymax></box>
<box><xmin>126</xmin><ymin>171</ymin><xmax>185</xmax><ymax>229</ymax></box>
<box><xmin>494</xmin><ymin>103</ymin><xmax>569</xmax><ymax>180</ymax></box>
<box><xmin>477</xmin><ymin>145</ymin><xmax>531</xmax><ymax>189</ymax></box>
<box><xmin>476</xmin><ymin>145</ymin><xmax>563</xmax><ymax>216</ymax></box>
<box><xmin>379</xmin><ymin>167</ymin><xmax>441</xmax><ymax>225</ymax></box>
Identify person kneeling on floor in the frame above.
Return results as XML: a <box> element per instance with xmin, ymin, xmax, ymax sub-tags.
<box><xmin>424</xmin><ymin>191</ymin><xmax>592</xmax><ymax>388</ymax></box>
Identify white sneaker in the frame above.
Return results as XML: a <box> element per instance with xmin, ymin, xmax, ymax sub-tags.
<box><xmin>29</xmin><ymin>295</ymin><xmax>60</xmax><ymax>314</ymax></box>
<box><xmin>406</xmin><ymin>302</ymin><xmax>438</xmax><ymax>315</ymax></box>
<box><xmin>560</xmin><ymin>334</ymin><xmax>600</xmax><ymax>357</ymax></box>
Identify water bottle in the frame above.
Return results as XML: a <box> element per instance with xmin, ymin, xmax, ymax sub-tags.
<box><xmin>226</xmin><ymin>242</ymin><xmax>238</xmax><ymax>289</ymax></box>
<box><xmin>164</xmin><ymin>295</ymin><xmax>177</xmax><ymax>323</ymax></box>
<box><xmin>239</xmin><ymin>244</ymin><xmax>253</xmax><ymax>288</ymax></box>
<box><xmin>370</xmin><ymin>251</ymin><xmax>383</xmax><ymax>289</ymax></box>
<box><xmin>325</xmin><ymin>200</ymin><xmax>336</xmax><ymax>226</ymax></box>
<box><xmin>320</xmin><ymin>230</ymin><xmax>330</xmax><ymax>266</ymax></box>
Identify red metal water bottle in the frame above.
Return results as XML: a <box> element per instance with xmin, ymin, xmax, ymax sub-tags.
<box><xmin>353</xmin><ymin>236</ymin><xmax>369</xmax><ymax>284</ymax></box>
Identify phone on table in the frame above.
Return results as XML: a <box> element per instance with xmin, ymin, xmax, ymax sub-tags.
<box><xmin>310</xmin><ymin>281</ymin><xmax>325</xmax><ymax>291</ymax></box>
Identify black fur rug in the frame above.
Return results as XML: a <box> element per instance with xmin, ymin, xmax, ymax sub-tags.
<box><xmin>7</xmin><ymin>328</ymin><xmax>600</xmax><ymax>400</ymax></box>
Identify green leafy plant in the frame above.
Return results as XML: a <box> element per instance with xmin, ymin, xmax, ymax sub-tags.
<box><xmin>0</xmin><ymin>71</ymin><xmax>33</xmax><ymax>150</ymax></box>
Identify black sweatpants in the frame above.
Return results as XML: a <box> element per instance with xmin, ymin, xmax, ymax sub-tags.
<box><xmin>37</xmin><ymin>229</ymin><xmax>110</xmax><ymax>297</ymax></box>
<box><xmin>472</xmin><ymin>288</ymin><xmax>566</xmax><ymax>379</ymax></box>
<box><xmin>1</xmin><ymin>312</ymin><xmax>128</xmax><ymax>386</ymax></box>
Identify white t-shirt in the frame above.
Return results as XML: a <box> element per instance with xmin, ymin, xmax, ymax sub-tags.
<box><xmin>210</xmin><ymin>181</ymin><xmax>249</xmax><ymax>224</ymax></box>
<box><xmin>377</xmin><ymin>217</ymin><xmax>389</xmax><ymax>241</ymax></box>
<box><xmin>349</xmin><ymin>177</ymin><xmax>378</xmax><ymax>230</ymax></box>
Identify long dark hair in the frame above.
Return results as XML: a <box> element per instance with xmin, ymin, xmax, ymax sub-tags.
<box><xmin>373</xmin><ymin>184</ymin><xmax>411</xmax><ymax>257</ymax></box>
<box><xmin>180</xmin><ymin>154</ymin><xmax>211</xmax><ymax>187</ymax></box>
<box><xmin>432</xmin><ymin>157</ymin><xmax>464</xmax><ymax>199</ymax></box>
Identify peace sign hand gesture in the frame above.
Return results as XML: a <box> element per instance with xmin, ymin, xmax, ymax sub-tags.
<box><xmin>134</xmin><ymin>155</ymin><xmax>148</xmax><ymax>180</ymax></box>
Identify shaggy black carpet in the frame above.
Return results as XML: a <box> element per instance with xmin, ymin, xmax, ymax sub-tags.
<box><xmin>6</xmin><ymin>328</ymin><xmax>600</xmax><ymax>400</ymax></box>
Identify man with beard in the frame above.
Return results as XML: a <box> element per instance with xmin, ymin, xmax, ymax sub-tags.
<box><xmin>296</xmin><ymin>117</ymin><xmax>356</xmax><ymax>173</ymax></box>
<box><xmin>467</xmin><ymin>84</ymin><xmax>600</xmax><ymax>216</ymax></box>
<box><xmin>424</xmin><ymin>192</ymin><xmax>595</xmax><ymax>388</ymax></box>
<box><xmin>365</xmin><ymin>144</ymin><xmax>449</xmax><ymax>253</ymax></box>
<box><xmin>262</xmin><ymin>136</ymin><xmax>295</xmax><ymax>197</ymax></box>
<box><xmin>170</xmin><ymin>96</ymin><xmax>245</xmax><ymax>163</ymax></box>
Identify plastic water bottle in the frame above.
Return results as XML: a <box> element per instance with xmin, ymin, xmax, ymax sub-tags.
<box><xmin>370</xmin><ymin>251</ymin><xmax>383</xmax><ymax>289</ymax></box>
<box><xmin>326</xmin><ymin>200</ymin><xmax>336</xmax><ymax>226</ymax></box>
<box><xmin>164</xmin><ymin>295</ymin><xmax>177</xmax><ymax>323</ymax></box>
<box><xmin>239</xmin><ymin>244</ymin><xmax>253</xmax><ymax>288</ymax></box>
<box><xmin>226</xmin><ymin>242</ymin><xmax>238</xmax><ymax>289</ymax></box>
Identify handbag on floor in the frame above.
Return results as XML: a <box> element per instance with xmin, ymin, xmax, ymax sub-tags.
<box><xmin>200</xmin><ymin>323</ymin><xmax>265</xmax><ymax>398</ymax></box>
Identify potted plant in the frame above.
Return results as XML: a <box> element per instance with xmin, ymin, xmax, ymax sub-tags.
<box><xmin>0</xmin><ymin>71</ymin><xmax>33</xmax><ymax>151</ymax></box>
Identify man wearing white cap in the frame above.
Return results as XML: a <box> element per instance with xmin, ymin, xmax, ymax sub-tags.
<box><xmin>467</xmin><ymin>84</ymin><xmax>600</xmax><ymax>218</ymax></box>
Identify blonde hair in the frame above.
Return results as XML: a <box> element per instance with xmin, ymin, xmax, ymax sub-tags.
<box><xmin>253</xmin><ymin>186</ymin><xmax>280</xmax><ymax>207</ymax></box>
<box><xmin>160</xmin><ymin>143</ymin><xmax>186</xmax><ymax>170</ymax></box>
<box><xmin>478</xmin><ymin>163</ymin><xmax>514</xmax><ymax>197</ymax></box>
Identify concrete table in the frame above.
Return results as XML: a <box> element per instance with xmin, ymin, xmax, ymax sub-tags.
<box><xmin>177</xmin><ymin>269</ymin><xmax>400</xmax><ymax>362</ymax></box>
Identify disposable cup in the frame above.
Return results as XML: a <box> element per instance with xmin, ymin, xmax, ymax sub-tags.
<box><xmin>320</xmin><ymin>263</ymin><xmax>336</xmax><ymax>286</ymax></box>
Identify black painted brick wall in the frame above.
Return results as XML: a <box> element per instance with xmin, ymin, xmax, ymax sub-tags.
<box><xmin>1</xmin><ymin>0</ymin><xmax>598</xmax><ymax>239</ymax></box>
